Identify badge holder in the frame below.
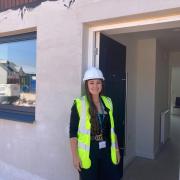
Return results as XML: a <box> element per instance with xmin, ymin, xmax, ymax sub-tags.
<box><xmin>99</xmin><ymin>141</ymin><xmax>106</xmax><ymax>149</ymax></box>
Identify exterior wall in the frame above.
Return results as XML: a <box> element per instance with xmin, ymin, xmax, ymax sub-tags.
<box><xmin>136</xmin><ymin>39</ymin><xmax>156</xmax><ymax>159</ymax></box>
<box><xmin>76</xmin><ymin>0</ymin><xmax>180</xmax><ymax>23</ymax></box>
<box><xmin>0</xmin><ymin>2</ymin><xmax>82</xmax><ymax>180</ymax></box>
<box><xmin>154</xmin><ymin>41</ymin><xmax>169</xmax><ymax>155</ymax></box>
<box><xmin>1</xmin><ymin>0</ymin><xmax>180</xmax><ymax>179</ymax></box>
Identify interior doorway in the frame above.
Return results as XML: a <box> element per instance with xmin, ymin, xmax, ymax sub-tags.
<box><xmin>87</xmin><ymin>13</ymin><xmax>180</xmax><ymax>178</ymax></box>
<box><xmin>98</xmin><ymin>33</ymin><xmax>126</xmax><ymax>177</ymax></box>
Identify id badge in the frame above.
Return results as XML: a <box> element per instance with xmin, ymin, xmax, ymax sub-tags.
<box><xmin>99</xmin><ymin>141</ymin><xmax>106</xmax><ymax>149</ymax></box>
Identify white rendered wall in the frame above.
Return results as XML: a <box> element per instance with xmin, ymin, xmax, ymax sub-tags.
<box><xmin>1</xmin><ymin>0</ymin><xmax>180</xmax><ymax>179</ymax></box>
<box><xmin>0</xmin><ymin>2</ymin><xmax>82</xmax><ymax>180</ymax></box>
<box><xmin>76</xmin><ymin>0</ymin><xmax>180</xmax><ymax>23</ymax></box>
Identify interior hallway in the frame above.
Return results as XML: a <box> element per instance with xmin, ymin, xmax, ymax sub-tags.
<box><xmin>123</xmin><ymin>115</ymin><xmax>180</xmax><ymax>180</ymax></box>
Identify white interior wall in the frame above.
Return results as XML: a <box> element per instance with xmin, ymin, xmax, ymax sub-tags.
<box><xmin>171</xmin><ymin>68</ymin><xmax>180</xmax><ymax>115</ymax></box>
<box><xmin>136</xmin><ymin>38</ymin><xmax>156</xmax><ymax>159</ymax></box>
<box><xmin>170</xmin><ymin>52</ymin><xmax>180</xmax><ymax>68</ymax></box>
<box><xmin>106</xmin><ymin>37</ymin><xmax>157</xmax><ymax>159</ymax></box>
<box><xmin>171</xmin><ymin>68</ymin><xmax>180</xmax><ymax>102</ymax></box>
<box><xmin>154</xmin><ymin>41</ymin><xmax>169</xmax><ymax>155</ymax></box>
<box><xmin>169</xmin><ymin>52</ymin><xmax>180</xmax><ymax>113</ymax></box>
<box><xmin>110</xmin><ymin>35</ymin><xmax>170</xmax><ymax>161</ymax></box>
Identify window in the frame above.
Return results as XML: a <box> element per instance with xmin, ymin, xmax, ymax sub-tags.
<box><xmin>0</xmin><ymin>32</ymin><xmax>36</xmax><ymax>123</ymax></box>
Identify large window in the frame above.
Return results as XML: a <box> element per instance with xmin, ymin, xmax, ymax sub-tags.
<box><xmin>0</xmin><ymin>32</ymin><xmax>36</xmax><ymax>123</ymax></box>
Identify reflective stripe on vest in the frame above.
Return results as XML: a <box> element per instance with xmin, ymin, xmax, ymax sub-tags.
<box><xmin>78</xmin><ymin>142</ymin><xmax>90</xmax><ymax>151</ymax></box>
<box><xmin>75</xmin><ymin>96</ymin><xmax>118</xmax><ymax>169</ymax></box>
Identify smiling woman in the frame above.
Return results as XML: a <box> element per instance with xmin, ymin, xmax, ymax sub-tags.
<box><xmin>69</xmin><ymin>67</ymin><xmax>121</xmax><ymax>180</ymax></box>
<box><xmin>0</xmin><ymin>32</ymin><xmax>36</xmax><ymax>123</ymax></box>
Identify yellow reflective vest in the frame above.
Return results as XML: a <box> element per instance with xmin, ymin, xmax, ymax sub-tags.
<box><xmin>75</xmin><ymin>95</ymin><xmax>118</xmax><ymax>169</ymax></box>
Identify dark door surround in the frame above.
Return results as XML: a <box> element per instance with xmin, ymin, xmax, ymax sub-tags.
<box><xmin>99</xmin><ymin>33</ymin><xmax>126</xmax><ymax>178</ymax></box>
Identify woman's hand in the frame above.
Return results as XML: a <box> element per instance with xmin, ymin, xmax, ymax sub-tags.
<box><xmin>73</xmin><ymin>154</ymin><xmax>82</xmax><ymax>171</ymax></box>
<box><xmin>70</xmin><ymin>137</ymin><xmax>82</xmax><ymax>171</ymax></box>
<box><xmin>115</xmin><ymin>134</ymin><xmax>121</xmax><ymax>164</ymax></box>
<box><xmin>116</xmin><ymin>148</ymin><xmax>121</xmax><ymax>164</ymax></box>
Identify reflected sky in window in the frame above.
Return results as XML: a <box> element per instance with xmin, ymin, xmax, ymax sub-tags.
<box><xmin>0</xmin><ymin>39</ymin><xmax>36</xmax><ymax>74</ymax></box>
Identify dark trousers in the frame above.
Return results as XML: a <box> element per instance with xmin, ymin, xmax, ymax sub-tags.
<box><xmin>79</xmin><ymin>141</ymin><xmax>121</xmax><ymax>180</ymax></box>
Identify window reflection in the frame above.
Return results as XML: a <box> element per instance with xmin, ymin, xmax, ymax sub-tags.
<box><xmin>0</xmin><ymin>34</ymin><xmax>36</xmax><ymax>122</ymax></box>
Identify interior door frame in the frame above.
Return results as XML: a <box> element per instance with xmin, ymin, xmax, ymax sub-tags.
<box><xmin>88</xmin><ymin>10</ymin><xmax>180</xmax><ymax>67</ymax></box>
<box><xmin>94</xmin><ymin>30</ymin><xmax>128</xmax><ymax>153</ymax></box>
<box><xmin>86</xmin><ymin>9</ymin><xmax>180</xmax><ymax>166</ymax></box>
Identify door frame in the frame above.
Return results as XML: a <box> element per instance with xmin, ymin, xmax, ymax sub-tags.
<box><xmin>88</xmin><ymin>10</ymin><xmax>180</xmax><ymax>67</ymax></box>
<box><xmin>86</xmin><ymin>9</ymin><xmax>180</xmax><ymax>166</ymax></box>
<box><xmin>95</xmin><ymin>32</ymin><xmax>128</xmax><ymax>156</ymax></box>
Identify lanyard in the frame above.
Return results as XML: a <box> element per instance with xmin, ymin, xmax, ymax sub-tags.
<box><xmin>97</xmin><ymin>100</ymin><xmax>105</xmax><ymax>132</ymax></box>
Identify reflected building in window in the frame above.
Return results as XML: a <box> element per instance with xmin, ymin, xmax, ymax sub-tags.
<box><xmin>0</xmin><ymin>32</ymin><xmax>36</xmax><ymax>122</ymax></box>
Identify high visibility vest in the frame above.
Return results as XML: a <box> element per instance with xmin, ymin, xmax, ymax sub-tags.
<box><xmin>75</xmin><ymin>95</ymin><xmax>118</xmax><ymax>169</ymax></box>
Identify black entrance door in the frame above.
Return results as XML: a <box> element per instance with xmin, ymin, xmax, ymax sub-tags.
<box><xmin>99</xmin><ymin>33</ymin><xmax>126</xmax><ymax>178</ymax></box>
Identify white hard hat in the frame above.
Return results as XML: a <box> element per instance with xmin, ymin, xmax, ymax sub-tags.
<box><xmin>83</xmin><ymin>67</ymin><xmax>105</xmax><ymax>81</ymax></box>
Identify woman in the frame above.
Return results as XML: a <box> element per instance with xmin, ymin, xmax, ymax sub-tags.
<box><xmin>70</xmin><ymin>67</ymin><xmax>121</xmax><ymax>180</ymax></box>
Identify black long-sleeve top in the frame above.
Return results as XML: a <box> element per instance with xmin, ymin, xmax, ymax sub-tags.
<box><xmin>69</xmin><ymin>97</ymin><xmax>112</xmax><ymax>141</ymax></box>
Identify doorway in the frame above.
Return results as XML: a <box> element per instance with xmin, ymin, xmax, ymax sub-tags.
<box><xmin>87</xmin><ymin>12</ymin><xmax>180</xmax><ymax>179</ymax></box>
<box><xmin>99</xmin><ymin>33</ymin><xmax>126</xmax><ymax>177</ymax></box>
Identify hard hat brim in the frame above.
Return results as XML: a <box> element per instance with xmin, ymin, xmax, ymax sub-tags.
<box><xmin>83</xmin><ymin>77</ymin><xmax>105</xmax><ymax>82</ymax></box>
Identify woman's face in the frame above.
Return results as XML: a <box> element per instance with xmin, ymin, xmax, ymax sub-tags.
<box><xmin>87</xmin><ymin>79</ymin><xmax>102</xmax><ymax>96</ymax></box>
